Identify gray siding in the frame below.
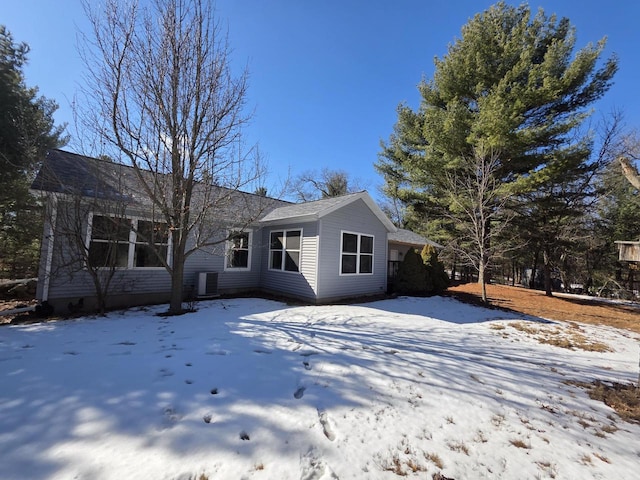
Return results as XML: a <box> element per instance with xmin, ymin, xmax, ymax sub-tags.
<box><xmin>44</xmin><ymin>201</ymin><xmax>176</xmax><ymax>306</ymax></box>
<box><xmin>259</xmin><ymin>222</ymin><xmax>318</xmax><ymax>301</ymax></box>
<box><xmin>184</xmin><ymin>229</ymin><xmax>263</xmax><ymax>294</ymax></box>
<box><xmin>43</xmin><ymin>201</ymin><xmax>263</xmax><ymax>309</ymax></box>
<box><xmin>316</xmin><ymin>199</ymin><xmax>388</xmax><ymax>300</ymax></box>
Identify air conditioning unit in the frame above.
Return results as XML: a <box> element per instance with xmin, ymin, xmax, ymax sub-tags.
<box><xmin>197</xmin><ymin>272</ymin><xmax>219</xmax><ymax>298</ymax></box>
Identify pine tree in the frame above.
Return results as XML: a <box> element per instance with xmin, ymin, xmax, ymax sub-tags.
<box><xmin>377</xmin><ymin>2</ymin><xmax>617</xmax><ymax>295</ymax></box>
<box><xmin>0</xmin><ymin>25</ymin><xmax>67</xmax><ymax>278</ymax></box>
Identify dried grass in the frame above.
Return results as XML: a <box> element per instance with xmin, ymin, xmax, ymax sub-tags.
<box><xmin>576</xmin><ymin>380</ymin><xmax>640</xmax><ymax>424</ymax></box>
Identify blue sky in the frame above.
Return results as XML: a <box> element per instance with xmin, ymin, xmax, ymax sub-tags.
<box><xmin>5</xmin><ymin>1</ymin><xmax>639</xmax><ymax>200</ymax></box>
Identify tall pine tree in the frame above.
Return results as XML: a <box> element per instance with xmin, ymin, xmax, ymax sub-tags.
<box><xmin>376</xmin><ymin>2</ymin><xmax>617</xmax><ymax>293</ymax></box>
<box><xmin>0</xmin><ymin>25</ymin><xmax>67</xmax><ymax>278</ymax></box>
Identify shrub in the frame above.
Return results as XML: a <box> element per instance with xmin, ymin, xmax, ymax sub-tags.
<box><xmin>421</xmin><ymin>245</ymin><xmax>450</xmax><ymax>293</ymax></box>
<box><xmin>395</xmin><ymin>246</ymin><xmax>449</xmax><ymax>295</ymax></box>
<box><xmin>395</xmin><ymin>249</ymin><xmax>429</xmax><ymax>295</ymax></box>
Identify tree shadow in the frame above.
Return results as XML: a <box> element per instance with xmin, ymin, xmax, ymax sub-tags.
<box><xmin>0</xmin><ymin>297</ymin><xmax>634</xmax><ymax>478</ymax></box>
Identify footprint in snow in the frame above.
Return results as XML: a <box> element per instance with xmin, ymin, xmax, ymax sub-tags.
<box><xmin>240</xmin><ymin>430</ymin><xmax>250</xmax><ymax>441</ymax></box>
<box><xmin>317</xmin><ymin>408</ymin><xmax>336</xmax><ymax>441</ymax></box>
<box><xmin>303</xmin><ymin>360</ymin><xmax>312</xmax><ymax>370</ymax></box>
<box><xmin>300</xmin><ymin>447</ymin><xmax>339</xmax><ymax>480</ymax></box>
<box><xmin>161</xmin><ymin>405</ymin><xmax>182</xmax><ymax>428</ymax></box>
<box><xmin>294</xmin><ymin>386</ymin><xmax>306</xmax><ymax>399</ymax></box>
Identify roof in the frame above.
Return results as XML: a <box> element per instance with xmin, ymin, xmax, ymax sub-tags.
<box><xmin>388</xmin><ymin>228</ymin><xmax>443</xmax><ymax>249</ymax></box>
<box><xmin>259</xmin><ymin>191</ymin><xmax>397</xmax><ymax>232</ymax></box>
<box><xmin>31</xmin><ymin>150</ymin><xmax>401</xmax><ymax>233</ymax></box>
<box><xmin>31</xmin><ymin>149</ymin><xmax>137</xmax><ymax>203</ymax></box>
<box><xmin>30</xmin><ymin>149</ymin><xmax>290</xmax><ymax>220</ymax></box>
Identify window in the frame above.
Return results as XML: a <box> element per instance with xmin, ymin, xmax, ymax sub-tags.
<box><xmin>88</xmin><ymin>216</ymin><xmax>131</xmax><ymax>268</ymax></box>
<box><xmin>134</xmin><ymin>220</ymin><xmax>169</xmax><ymax>267</ymax></box>
<box><xmin>225</xmin><ymin>230</ymin><xmax>251</xmax><ymax>270</ymax></box>
<box><xmin>87</xmin><ymin>215</ymin><xmax>169</xmax><ymax>269</ymax></box>
<box><xmin>341</xmin><ymin>231</ymin><xmax>374</xmax><ymax>275</ymax></box>
<box><xmin>269</xmin><ymin>229</ymin><xmax>301</xmax><ymax>272</ymax></box>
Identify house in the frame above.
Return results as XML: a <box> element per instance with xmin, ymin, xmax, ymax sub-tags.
<box><xmin>31</xmin><ymin>149</ymin><xmax>436</xmax><ymax>312</ymax></box>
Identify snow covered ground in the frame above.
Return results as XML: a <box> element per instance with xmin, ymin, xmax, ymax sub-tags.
<box><xmin>0</xmin><ymin>295</ymin><xmax>639</xmax><ymax>480</ymax></box>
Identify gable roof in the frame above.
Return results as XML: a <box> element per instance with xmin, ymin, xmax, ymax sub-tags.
<box><xmin>389</xmin><ymin>229</ymin><xmax>443</xmax><ymax>249</ymax></box>
<box><xmin>31</xmin><ymin>150</ymin><xmax>402</xmax><ymax>234</ymax></box>
<box><xmin>31</xmin><ymin>149</ymin><xmax>138</xmax><ymax>203</ymax></box>
<box><xmin>30</xmin><ymin>149</ymin><xmax>291</xmax><ymax>220</ymax></box>
<box><xmin>259</xmin><ymin>191</ymin><xmax>397</xmax><ymax>232</ymax></box>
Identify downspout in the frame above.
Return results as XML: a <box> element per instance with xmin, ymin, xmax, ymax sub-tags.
<box><xmin>315</xmin><ymin>218</ymin><xmax>321</xmax><ymax>300</ymax></box>
<box><xmin>42</xmin><ymin>196</ymin><xmax>58</xmax><ymax>302</ymax></box>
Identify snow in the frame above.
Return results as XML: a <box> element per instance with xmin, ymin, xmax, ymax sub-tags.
<box><xmin>1</xmin><ymin>295</ymin><xmax>639</xmax><ymax>480</ymax></box>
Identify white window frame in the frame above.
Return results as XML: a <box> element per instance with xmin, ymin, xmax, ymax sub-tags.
<box><xmin>224</xmin><ymin>229</ymin><xmax>252</xmax><ymax>271</ymax></box>
<box><xmin>268</xmin><ymin>228</ymin><xmax>303</xmax><ymax>273</ymax></box>
<box><xmin>339</xmin><ymin>230</ymin><xmax>374</xmax><ymax>276</ymax></box>
<box><xmin>86</xmin><ymin>213</ymin><xmax>171</xmax><ymax>270</ymax></box>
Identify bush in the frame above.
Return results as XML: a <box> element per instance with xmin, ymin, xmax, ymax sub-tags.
<box><xmin>421</xmin><ymin>245</ymin><xmax>450</xmax><ymax>293</ymax></box>
<box><xmin>395</xmin><ymin>248</ymin><xmax>428</xmax><ymax>295</ymax></box>
<box><xmin>395</xmin><ymin>247</ymin><xmax>449</xmax><ymax>295</ymax></box>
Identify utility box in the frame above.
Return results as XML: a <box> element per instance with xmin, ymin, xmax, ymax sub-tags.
<box><xmin>197</xmin><ymin>272</ymin><xmax>219</xmax><ymax>298</ymax></box>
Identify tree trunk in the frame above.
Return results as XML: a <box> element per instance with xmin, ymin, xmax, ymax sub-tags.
<box><xmin>543</xmin><ymin>248</ymin><xmax>553</xmax><ymax>296</ymax></box>
<box><xmin>479</xmin><ymin>262</ymin><xmax>488</xmax><ymax>303</ymax></box>
<box><xmin>451</xmin><ymin>255</ymin><xmax>457</xmax><ymax>283</ymax></box>
<box><xmin>168</xmin><ymin>237</ymin><xmax>186</xmax><ymax>315</ymax></box>
<box><xmin>529</xmin><ymin>249</ymin><xmax>539</xmax><ymax>289</ymax></box>
<box><xmin>618</xmin><ymin>156</ymin><xmax>640</xmax><ymax>190</ymax></box>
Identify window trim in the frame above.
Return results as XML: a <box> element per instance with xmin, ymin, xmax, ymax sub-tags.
<box><xmin>339</xmin><ymin>230</ymin><xmax>374</xmax><ymax>276</ymax></box>
<box><xmin>268</xmin><ymin>228</ymin><xmax>303</xmax><ymax>273</ymax></box>
<box><xmin>224</xmin><ymin>229</ymin><xmax>253</xmax><ymax>271</ymax></box>
<box><xmin>86</xmin><ymin>213</ymin><xmax>171</xmax><ymax>270</ymax></box>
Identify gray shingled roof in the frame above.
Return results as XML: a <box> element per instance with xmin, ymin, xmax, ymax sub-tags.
<box><xmin>260</xmin><ymin>192</ymin><xmax>363</xmax><ymax>221</ymax></box>
<box><xmin>259</xmin><ymin>191</ymin><xmax>397</xmax><ymax>232</ymax></box>
<box><xmin>31</xmin><ymin>149</ymin><xmax>136</xmax><ymax>202</ymax></box>
<box><xmin>32</xmin><ymin>151</ymin><xmax>421</xmax><ymax>237</ymax></box>
<box><xmin>389</xmin><ymin>228</ymin><xmax>443</xmax><ymax>248</ymax></box>
<box><xmin>30</xmin><ymin>149</ymin><xmax>291</xmax><ymax>220</ymax></box>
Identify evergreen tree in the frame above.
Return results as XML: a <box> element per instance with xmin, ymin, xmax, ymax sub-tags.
<box><xmin>592</xmin><ymin>159</ymin><xmax>640</xmax><ymax>293</ymax></box>
<box><xmin>376</xmin><ymin>2</ymin><xmax>617</xmax><ymax>292</ymax></box>
<box><xmin>420</xmin><ymin>244</ymin><xmax>449</xmax><ymax>293</ymax></box>
<box><xmin>395</xmin><ymin>248</ymin><xmax>428</xmax><ymax>295</ymax></box>
<box><xmin>0</xmin><ymin>25</ymin><xmax>67</xmax><ymax>278</ymax></box>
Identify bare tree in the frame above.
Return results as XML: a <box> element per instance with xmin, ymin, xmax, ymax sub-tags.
<box><xmin>34</xmin><ymin>157</ymin><xmax>135</xmax><ymax>315</ymax></box>
<box><xmin>446</xmin><ymin>146</ymin><xmax>516</xmax><ymax>303</ymax></box>
<box><xmin>294</xmin><ymin>168</ymin><xmax>364</xmax><ymax>202</ymax></box>
<box><xmin>79</xmin><ymin>0</ymin><xmax>265</xmax><ymax>314</ymax></box>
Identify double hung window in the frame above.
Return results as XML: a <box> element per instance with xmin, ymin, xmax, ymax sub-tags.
<box><xmin>269</xmin><ymin>229</ymin><xmax>301</xmax><ymax>272</ymax></box>
<box><xmin>341</xmin><ymin>232</ymin><xmax>373</xmax><ymax>275</ymax></box>
<box><xmin>134</xmin><ymin>220</ymin><xmax>169</xmax><ymax>267</ymax></box>
<box><xmin>225</xmin><ymin>230</ymin><xmax>251</xmax><ymax>270</ymax></box>
<box><xmin>87</xmin><ymin>215</ymin><xmax>169</xmax><ymax>269</ymax></box>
